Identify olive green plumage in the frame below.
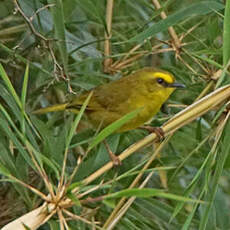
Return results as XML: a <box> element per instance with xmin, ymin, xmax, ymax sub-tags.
<box><xmin>33</xmin><ymin>68</ymin><xmax>184</xmax><ymax>132</ymax></box>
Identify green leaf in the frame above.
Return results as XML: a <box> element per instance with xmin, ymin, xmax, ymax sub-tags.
<box><xmin>0</xmin><ymin>161</ymin><xmax>11</xmax><ymax>176</ymax></box>
<box><xmin>66</xmin><ymin>192</ymin><xmax>81</xmax><ymax>206</ymax></box>
<box><xmin>106</xmin><ymin>188</ymin><xmax>203</xmax><ymax>203</ymax></box>
<box><xmin>65</xmin><ymin>91</ymin><xmax>93</xmax><ymax>149</ymax></box>
<box><xmin>0</xmin><ymin>116</ymin><xmax>34</xmax><ymax>169</ymax></box>
<box><xmin>48</xmin><ymin>0</ymin><xmax>68</xmax><ymax>72</ymax></box>
<box><xmin>89</xmin><ymin>108</ymin><xmax>141</xmax><ymax>150</ymax></box>
<box><xmin>130</xmin><ymin>1</ymin><xmax>224</xmax><ymax>43</ymax></box>
<box><xmin>67</xmin><ymin>181</ymin><xmax>83</xmax><ymax>192</ymax></box>
<box><xmin>223</xmin><ymin>0</ymin><xmax>230</xmax><ymax>65</ymax></box>
<box><xmin>0</xmin><ymin>63</ymin><xmax>22</xmax><ymax>109</ymax></box>
<box><xmin>21</xmin><ymin>63</ymin><xmax>29</xmax><ymax>110</ymax></box>
<box><xmin>21</xmin><ymin>63</ymin><xmax>29</xmax><ymax>134</ymax></box>
<box><xmin>199</xmin><ymin>120</ymin><xmax>230</xmax><ymax>230</ymax></box>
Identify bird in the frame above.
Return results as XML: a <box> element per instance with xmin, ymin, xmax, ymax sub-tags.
<box><xmin>33</xmin><ymin>67</ymin><xmax>185</xmax><ymax>165</ymax></box>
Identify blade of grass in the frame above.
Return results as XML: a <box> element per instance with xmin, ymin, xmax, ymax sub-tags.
<box><xmin>89</xmin><ymin>108</ymin><xmax>141</xmax><ymax>150</ymax></box>
<box><xmin>48</xmin><ymin>0</ymin><xmax>68</xmax><ymax>73</ymax></box>
<box><xmin>59</xmin><ymin>91</ymin><xmax>93</xmax><ymax>187</ymax></box>
<box><xmin>182</xmin><ymin>189</ymin><xmax>205</xmax><ymax>230</ymax></box>
<box><xmin>66</xmin><ymin>91</ymin><xmax>93</xmax><ymax>148</ymax></box>
<box><xmin>0</xmin><ymin>109</ymin><xmax>34</xmax><ymax>169</ymax></box>
<box><xmin>0</xmin><ymin>63</ymin><xmax>22</xmax><ymax>108</ymax></box>
<box><xmin>106</xmin><ymin>188</ymin><xmax>203</xmax><ymax>204</ymax></box>
<box><xmin>0</xmin><ymin>102</ymin><xmax>57</xmax><ymax>197</ymax></box>
<box><xmin>199</xmin><ymin>113</ymin><xmax>230</xmax><ymax>230</ymax></box>
<box><xmin>0</xmin><ymin>63</ymin><xmax>41</xmax><ymax>139</ymax></box>
<box><xmin>189</xmin><ymin>51</ymin><xmax>223</xmax><ymax>69</ymax></box>
<box><xmin>0</xmin><ymin>102</ymin><xmax>42</xmax><ymax>166</ymax></box>
<box><xmin>223</xmin><ymin>0</ymin><xmax>230</xmax><ymax>66</ymax></box>
<box><xmin>21</xmin><ymin>63</ymin><xmax>29</xmax><ymax>134</ymax></box>
<box><xmin>21</xmin><ymin>63</ymin><xmax>29</xmax><ymax>109</ymax></box>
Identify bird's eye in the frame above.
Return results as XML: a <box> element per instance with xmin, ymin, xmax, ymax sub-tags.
<box><xmin>157</xmin><ymin>78</ymin><xmax>164</xmax><ymax>84</ymax></box>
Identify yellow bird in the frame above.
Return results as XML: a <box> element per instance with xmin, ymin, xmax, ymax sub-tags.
<box><xmin>34</xmin><ymin>67</ymin><xmax>185</xmax><ymax>164</ymax></box>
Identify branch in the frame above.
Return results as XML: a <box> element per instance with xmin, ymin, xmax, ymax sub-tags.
<box><xmin>152</xmin><ymin>0</ymin><xmax>181</xmax><ymax>51</ymax></box>
<box><xmin>13</xmin><ymin>0</ymin><xmax>50</xmax><ymax>42</ymax></box>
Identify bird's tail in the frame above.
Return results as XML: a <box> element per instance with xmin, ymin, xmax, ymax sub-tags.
<box><xmin>32</xmin><ymin>103</ymin><xmax>68</xmax><ymax>114</ymax></box>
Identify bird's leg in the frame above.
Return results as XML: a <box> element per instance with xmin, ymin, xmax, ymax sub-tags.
<box><xmin>140</xmin><ymin>126</ymin><xmax>167</xmax><ymax>188</ymax></box>
<box><xmin>103</xmin><ymin>140</ymin><xmax>121</xmax><ymax>166</ymax></box>
<box><xmin>160</xmin><ymin>103</ymin><xmax>169</xmax><ymax>114</ymax></box>
<box><xmin>140</xmin><ymin>126</ymin><xmax>165</xmax><ymax>142</ymax></box>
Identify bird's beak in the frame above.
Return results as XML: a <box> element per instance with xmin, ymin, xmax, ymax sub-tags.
<box><xmin>168</xmin><ymin>82</ymin><xmax>186</xmax><ymax>88</ymax></box>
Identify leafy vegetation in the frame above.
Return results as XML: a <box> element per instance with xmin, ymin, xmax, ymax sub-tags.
<box><xmin>0</xmin><ymin>0</ymin><xmax>230</xmax><ymax>229</ymax></box>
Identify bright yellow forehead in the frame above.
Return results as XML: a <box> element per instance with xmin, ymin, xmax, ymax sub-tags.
<box><xmin>153</xmin><ymin>72</ymin><xmax>174</xmax><ymax>84</ymax></box>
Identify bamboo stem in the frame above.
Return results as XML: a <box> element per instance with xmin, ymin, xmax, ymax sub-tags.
<box><xmin>104</xmin><ymin>0</ymin><xmax>114</xmax><ymax>73</ymax></box>
<box><xmin>152</xmin><ymin>0</ymin><xmax>181</xmax><ymax>50</ymax></box>
<box><xmin>3</xmin><ymin>85</ymin><xmax>230</xmax><ymax>230</ymax></box>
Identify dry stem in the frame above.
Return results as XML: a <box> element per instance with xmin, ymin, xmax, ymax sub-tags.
<box><xmin>105</xmin><ymin>171</ymin><xmax>155</xmax><ymax>230</ymax></box>
<box><xmin>103</xmin><ymin>136</ymin><xmax>171</xmax><ymax>228</ymax></box>
<box><xmin>13</xmin><ymin>0</ymin><xmax>72</xmax><ymax>92</ymax></box>
<box><xmin>152</xmin><ymin>0</ymin><xmax>181</xmax><ymax>50</ymax></box>
<box><xmin>104</xmin><ymin>0</ymin><xmax>114</xmax><ymax>73</ymax></box>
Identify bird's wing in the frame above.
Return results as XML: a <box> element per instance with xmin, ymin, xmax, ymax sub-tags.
<box><xmin>67</xmin><ymin>76</ymin><xmax>138</xmax><ymax>112</ymax></box>
<box><xmin>66</xmin><ymin>91</ymin><xmax>100</xmax><ymax>111</ymax></box>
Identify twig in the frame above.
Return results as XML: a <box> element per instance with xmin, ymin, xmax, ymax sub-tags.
<box><xmin>63</xmin><ymin>209</ymin><xmax>100</xmax><ymax>227</ymax></box>
<box><xmin>80</xmin><ymin>196</ymin><xmax>105</xmax><ymax>204</ymax></box>
<box><xmin>112</xmin><ymin>46</ymin><xmax>177</xmax><ymax>71</ymax></box>
<box><xmin>48</xmin><ymin>41</ymin><xmax>64</xmax><ymax>80</ymax></box>
<box><xmin>152</xmin><ymin>0</ymin><xmax>181</xmax><ymax>52</ymax></box>
<box><xmin>57</xmin><ymin>209</ymin><xmax>65</xmax><ymax>230</ymax></box>
<box><xmin>106</xmin><ymin>171</ymin><xmax>155</xmax><ymax>230</ymax></box>
<box><xmin>177</xmin><ymin>54</ymin><xmax>197</xmax><ymax>74</ymax></box>
<box><xmin>179</xmin><ymin>20</ymin><xmax>204</xmax><ymax>43</ymax></box>
<box><xmin>112</xmin><ymin>42</ymin><xmax>144</xmax><ymax>66</ymax></box>
<box><xmin>30</xmin><ymin>4</ymin><xmax>55</xmax><ymax>21</ymax></box>
<box><xmin>104</xmin><ymin>0</ymin><xmax>114</xmax><ymax>73</ymax></box>
<box><xmin>111</xmin><ymin>37</ymin><xmax>188</xmax><ymax>71</ymax></box>
<box><xmin>25</xmin><ymin>142</ymin><xmax>55</xmax><ymax>199</ymax></box>
<box><xmin>13</xmin><ymin>0</ymin><xmax>49</xmax><ymax>41</ymax></box>
<box><xmin>182</xmin><ymin>48</ymin><xmax>209</xmax><ymax>74</ymax></box>
<box><xmin>13</xmin><ymin>0</ymin><xmax>74</xmax><ymax>93</ymax></box>
<box><xmin>8</xmin><ymin>175</ymin><xmax>49</xmax><ymax>202</ymax></box>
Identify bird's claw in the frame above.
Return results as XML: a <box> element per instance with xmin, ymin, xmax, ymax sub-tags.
<box><xmin>141</xmin><ymin>126</ymin><xmax>165</xmax><ymax>142</ymax></box>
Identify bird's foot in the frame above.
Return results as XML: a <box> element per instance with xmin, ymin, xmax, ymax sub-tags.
<box><xmin>104</xmin><ymin>141</ymin><xmax>121</xmax><ymax>166</ymax></box>
<box><xmin>140</xmin><ymin>126</ymin><xmax>165</xmax><ymax>142</ymax></box>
